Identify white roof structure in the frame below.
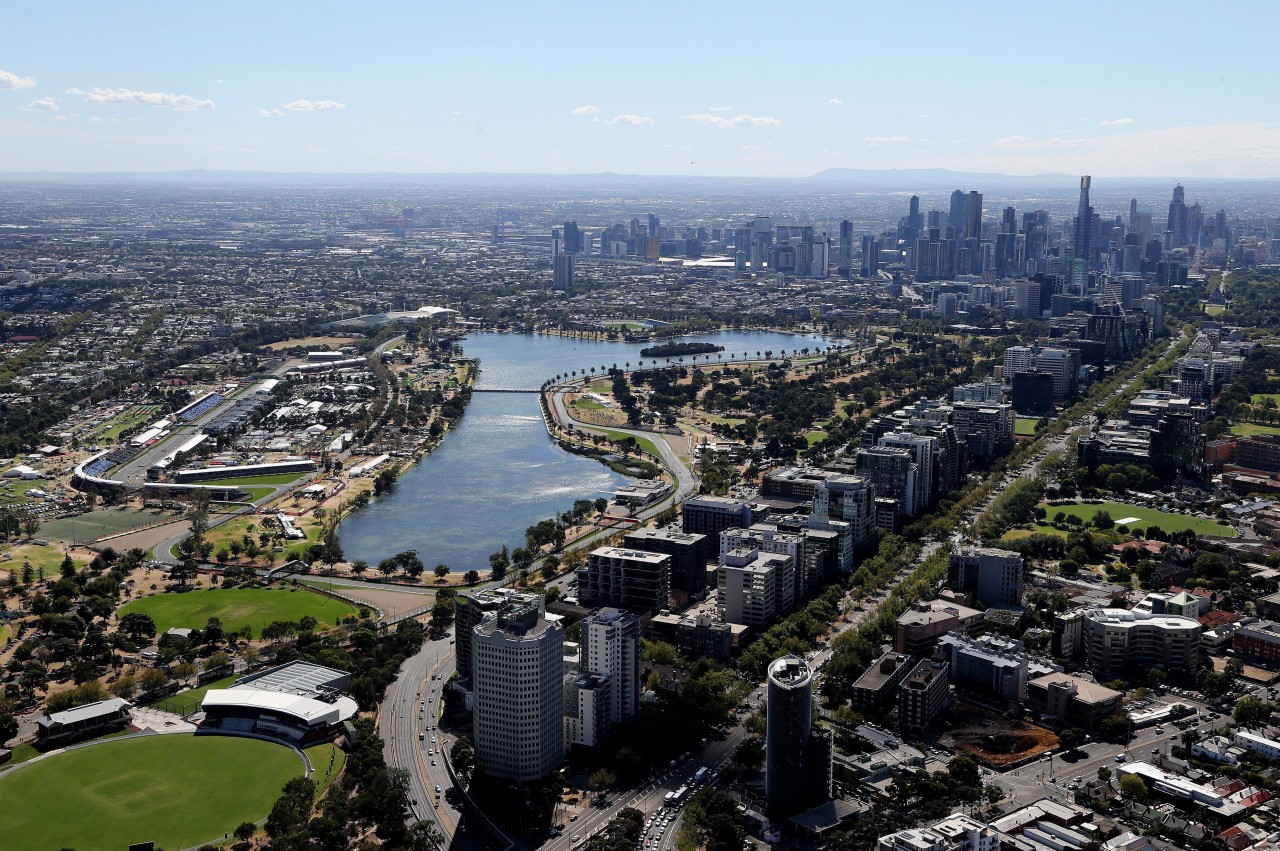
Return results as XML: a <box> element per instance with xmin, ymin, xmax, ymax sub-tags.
<box><xmin>202</xmin><ymin>688</ymin><xmax>358</xmax><ymax>727</ymax></box>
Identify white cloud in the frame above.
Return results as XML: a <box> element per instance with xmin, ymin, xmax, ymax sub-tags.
<box><xmin>708</xmin><ymin>106</ymin><xmax>732</xmax><ymax>112</ymax></box>
<box><xmin>1100</xmin><ymin>117</ymin><xmax>1136</xmax><ymax>126</ymax></box>
<box><xmin>65</xmin><ymin>87</ymin><xmax>215</xmax><ymax>110</ymax></box>
<box><xmin>256</xmin><ymin>107</ymin><xmax>284</xmax><ymax>119</ymax></box>
<box><xmin>828</xmin><ymin>98</ymin><xmax>843</xmax><ymax>105</ymax></box>
<box><xmin>282</xmin><ymin>99</ymin><xmax>345</xmax><ymax>111</ymax></box>
<box><xmin>89</xmin><ymin>116</ymin><xmax>103</xmax><ymax>123</ymax></box>
<box><xmin>993</xmin><ymin>135</ymin><xmax>1034</xmax><ymax>145</ymax></box>
<box><xmin>741</xmin><ymin>144</ymin><xmax>762</xmax><ymax>151</ymax></box>
<box><xmin>55</xmin><ymin>114</ymin><xmax>67</xmax><ymax>121</ymax></box>
<box><xmin>608</xmin><ymin>114</ymin><xmax>652</xmax><ymax>126</ymax></box>
<box><xmin>0</xmin><ymin>69</ymin><xmax>37</xmax><ymax>90</ymax></box>
<box><xmin>685</xmin><ymin>113</ymin><xmax>780</xmax><ymax>129</ymax></box>
<box><xmin>20</xmin><ymin>97</ymin><xmax>59</xmax><ymax>112</ymax></box>
<box><xmin>569</xmin><ymin>104</ymin><xmax>600</xmax><ymax>115</ymax></box>
<box><xmin>864</xmin><ymin>135</ymin><xmax>909</xmax><ymax>144</ymax></box>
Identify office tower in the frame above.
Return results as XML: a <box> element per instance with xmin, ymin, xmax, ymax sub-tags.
<box><xmin>860</xmin><ymin>235</ymin><xmax>879</xmax><ymax>278</ymax></box>
<box><xmin>562</xmin><ymin>221</ymin><xmax>583</xmax><ymax>254</ymax></box>
<box><xmin>551</xmin><ymin>227</ymin><xmax>562</xmax><ymax>256</ymax></box>
<box><xmin>1034</xmin><ymin>347</ymin><xmax>1080</xmax><ymax>402</ymax></box>
<box><xmin>472</xmin><ymin>601</ymin><xmax>564</xmax><ymax>782</ymax></box>
<box><xmin>565</xmin><ymin>608</ymin><xmax>641</xmax><ymax>748</ymax></box>
<box><xmin>948</xmin><ymin>546</ymin><xmax>1024</xmax><ymax>607</ymax></box>
<box><xmin>456</xmin><ymin>589</ymin><xmax>545</xmax><ymax>687</ymax></box>
<box><xmin>579</xmin><ymin>547</ymin><xmax>670</xmax><ymax>613</ymax></box>
<box><xmin>553</xmin><ymin>252</ymin><xmax>575</xmax><ymax>289</ymax></box>
<box><xmin>811</xmin><ymin>475</ymin><xmax>875</xmax><ymax>565</ymax></box>
<box><xmin>810</xmin><ymin>236</ymin><xmax>829</xmax><ymax>279</ymax></box>
<box><xmin>765</xmin><ymin>656</ymin><xmax>831</xmax><ymax>817</ymax></box>
<box><xmin>948</xmin><ymin>190</ymin><xmax>965</xmax><ymax>236</ymax></box>
<box><xmin>1073</xmin><ymin>175</ymin><xmax>1092</xmax><ymax>266</ymax></box>
<box><xmin>962</xmin><ymin>191</ymin><xmax>983</xmax><ymax>240</ymax></box>
<box><xmin>1002</xmin><ymin>345</ymin><xmax>1036</xmax><ymax>380</ymax></box>
<box><xmin>1167</xmin><ymin>184</ymin><xmax>1188</xmax><ymax>247</ymax></box>
<box><xmin>629</xmin><ymin>218</ymin><xmax>639</xmax><ymax>238</ymax></box>
<box><xmin>1129</xmin><ymin>198</ymin><xmax>1139</xmax><ymax>233</ymax></box>
<box><xmin>909</xmin><ymin>195</ymin><xmax>924</xmax><ymax>232</ymax></box>
<box><xmin>647</xmin><ymin>213</ymin><xmax>660</xmax><ymax>240</ymax></box>
<box><xmin>1001</xmin><ymin>206</ymin><xmax>1017</xmax><ymax>234</ymax></box>
<box><xmin>1014</xmin><ymin>279</ymin><xmax>1042</xmax><ymax>319</ymax></box>
<box><xmin>839</xmin><ymin>220</ymin><xmax>854</xmax><ymax>276</ymax></box>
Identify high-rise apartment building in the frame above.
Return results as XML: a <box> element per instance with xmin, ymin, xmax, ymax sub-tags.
<box><xmin>566</xmin><ymin>608</ymin><xmax>640</xmax><ymax>749</ymax></box>
<box><xmin>948</xmin><ymin>546</ymin><xmax>1024</xmax><ymax>608</ymax></box>
<box><xmin>578</xmin><ymin>547</ymin><xmax>670</xmax><ymax>613</ymax></box>
<box><xmin>682</xmin><ymin>495</ymin><xmax>758</xmax><ymax>556</ymax></box>
<box><xmin>553</xmin><ymin>252</ymin><xmax>575</xmax><ymax>289</ymax></box>
<box><xmin>472</xmin><ymin>601</ymin><xmax>564</xmax><ymax>782</ymax></box>
<box><xmin>765</xmin><ymin>656</ymin><xmax>832</xmax><ymax>817</ymax></box>
<box><xmin>622</xmin><ymin>527</ymin><xmax>709</xmax><ymax>596</ymax></box>
<box><xmin>1073</xmin><ymin>175</ymin><xmax>1093</xmax><ymax>265</ymax></box>
<box><xmin>717</xmin><ymin>548</ymin><xmax>795</xmax><ymax>628</ymax></box>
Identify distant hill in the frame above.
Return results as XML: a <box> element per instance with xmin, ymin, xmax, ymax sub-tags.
<box><xmin>0</xmin><ymin>167</ymin><xmax>1274</xmax><ymax>191</ymax></box>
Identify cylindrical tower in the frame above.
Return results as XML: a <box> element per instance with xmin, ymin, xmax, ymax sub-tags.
<box><xmin>765</xmin><ymin>655</ymin><xmax>814</xmax><ymax>816</ymax></box>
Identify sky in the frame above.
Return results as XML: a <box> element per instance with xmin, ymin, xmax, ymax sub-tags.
<box><xmin>2</xmin><ymin>1</ymin><xmax>1279</xmax><ymax>178</ymax></box>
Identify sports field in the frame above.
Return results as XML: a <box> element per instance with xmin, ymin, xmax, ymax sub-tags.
<box><xmin>1041</xmin><ymin>501</ymin><xmax>1233</xmax><ymax>536</ymax></box>
<box><xmin>1015</xmin><ymin>417</ymin><xmax>1039</xmax><ymax>436</ymax></box>
<box><xmin>118</xmin><ymin>586</ymin><xmax>356</xmax><ymax>637</ymax></box>
<box><xmin>1232</xmin><ymin>422</ymin><xmax>1280</xmax><ymax>437</ymax></box>
<box><xmin>196</xmin><ymin>472</ymin><xmax>308</xmax><ymax>487</ymax></box>
<box><xmin>42</xmin><ymin>507</ymin><xmax>171</xmax><ymax>542</ymax></box>
<box><xmin>0</xmin><ymin>734</ymin><xmax>304</xmax><ymax>851</ymax></box>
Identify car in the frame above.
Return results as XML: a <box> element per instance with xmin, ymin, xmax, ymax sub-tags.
<box><xmin>419</xmin><ymin>732</ymin><xmax>425</xmax><ymax>740</ymax></box>
<box><xmin>435</xmin><ymin>785</ymin><xmax>442</xmax><ymax>793</ymax></box>
<box><xmin>431</xmin><ymin>759</ymin><xmax>436</xmax><ymax>766</ymax></box>
<box><xmin>1114</xmin><ymin>754</ymin><xmax>1127</xmax><ymax>762</ymax></box>
<box><xmin>570</xmin><ymin>815</ymin><xmax>579</xmax><ymax>822</ymax></box>
<box><xmin>572</xmin><ymin>836</ymin><xmax>582</xmax><ymax>844</ymax></box>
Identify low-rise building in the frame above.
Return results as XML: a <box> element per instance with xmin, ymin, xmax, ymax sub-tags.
<box><xmin>851</xmin><ymin>652</ymin><xmax>915</xmax><ymax>714</ymax></box>
<box><xmin>1234</xmin><ymin>618</ymin><xmax>1280</xmax><ymax>663</ymax></box>
<box><xmin>1025</xmin><ymin>672</ymin><xmax>1122</xmax><ymax>729</ymax></box>
<box><xmin>37</xmin><ymin>698</ymin><xmax>133</xmax><ymax>747</ymax></box>
<box><xmin>900</xmin><ymin>659</ymin><xmax>950</xmax><ymax>736</ymax></box>
<box><xmin>896</xmin><ymin>599</ymin><xmax>985</xmax><ymax>656</ymax></box>
<box><xmin>877</xmin><ymin>813</ymin><xmax>1001</xmax><ymax>851</ymax></box>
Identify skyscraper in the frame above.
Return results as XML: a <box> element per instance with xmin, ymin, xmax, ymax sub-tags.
<box><xmin>1073</xmin><ymin>175</ymin><xmax>1092</xmax><ymax>265</ymax></box>
<box><xmin>553</xmin><ymin>252</ymin><xmax>575</xmax><ymax>289</ymax></box>
<box><xmin>961</xmin><ymin>191</ymin><xmax>983</xmax><ymax>241</ymax></box>
<box><xmin>948</xmin><ymin>190</ymin><xmax>966</xmax><ymax>236</ymax></box>
<box><xmin>1167</xmin><ymin>184</ymin><xmax>1188</xmax><ymax>247</ymax></box>
<box><xmin>765</xmin><ymin>656</ymin><xmax>831</xmax><ymax>817</ymax></box>
<box><xmin>563</xmin><ymin>220</ymin><xmax>583</xmax><ymax>254</ymax></box>
<box><xmin>472</xmin><ymin>600</ymin><xmax>565</xmax><ymax>782</ymax></box>
<box><xmin>647</xmin><ymin>213</ymin><xmax>660</xmax><ymax>240</ymax></box>
<box><xmin>908</xmin><ymin>195</ymin><xmax>924</xmax><ymax>232</ymax></box>
<box><xmin>860</xmin><ymin>235</ymin><xmax>879</xmax><ymax>278</ymax></box>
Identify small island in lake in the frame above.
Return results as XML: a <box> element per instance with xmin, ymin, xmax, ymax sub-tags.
<box><xmin>639</xmin><ymin>341</ymin><xmax>725</xmax><ymax>358</ymax></box>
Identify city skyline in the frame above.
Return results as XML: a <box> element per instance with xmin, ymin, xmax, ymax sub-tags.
<box><xmin>2</xmin><ymin>0</ymin><xmax>1279</xmax><ymax>177</ymax></box>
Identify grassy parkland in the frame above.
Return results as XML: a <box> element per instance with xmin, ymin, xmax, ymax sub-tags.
<box><xmin>118</xmin><ymin>585</ymin><xmax>356</xmax><ymax>638</ymax></box>
<box><xmin>1040</xmin><ymin>500</ymin><xmax>1234</xmax><ymax>537</ymax></box>
<box><xmin>0</xmin><ymin>734</ymin><xmax>303</xmax><ymax>851</ymax></box>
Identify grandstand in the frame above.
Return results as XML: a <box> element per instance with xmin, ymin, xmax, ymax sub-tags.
<box><xmin>176</xmin><ymin>392</ymin><xmax>225</xmax><ymax>423</ymax></box>
<box><xmin>200</xmin><ymin>661</ymin><xmax>358</xmax><ymax>744</ymax></box>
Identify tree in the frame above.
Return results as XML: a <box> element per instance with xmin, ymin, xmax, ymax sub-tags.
<box><xmin>463</xmin><ymin>569</ymin><xmax>480</xmax><ymax>585</ymax></box>
<box><xmin>1100</xmin><ymin>713</ymin><xmax>1131</xmax><ymax>742</ymax></box>
<box><xmin>1118</xmin><ymin>774</ymin><xmax>1148</xmax><ymax>802</ymax></box>
<box><xmin>433</xmin><ymin>563</ymin><xmax>449</xmax><ymax>581</ymax></box>
<box><xmin>589</xmin><ymin>768</ymin><xmax>617</xmax><ymax>797</ymax></box>
<box><xmin>732</xmin><ymin>736</ymin><xmax>765</xmax><ymax>770</ymax></box>
<box><xmin>1234</xmin><ymin>695</ymin><xmax>1274</xmax><ymax>728</ymax></box>
<box><xmin>204</xmin><ymin>651</ymin><xmax>231</xmax><ymax>672</ymax></box>
<box><xmin>234</xmin><ymin>822</ymin><xmax>256</xmax><ymax>841</ymax></box>
<box><xmin>265</xmin><ymin>776</ymin><xmax>316</xmax><ymax>839</ymax></box>
<box><xmin>430</xmin><ymin>600</ymin><xmax>454</xmax><ymax>634</ymax></box>
<box><xmin>450</xmin><ymin>736</ymin><xmax>474</xmax><ymax>777</ymax></box>
<box><xmin>1059</xmin><ymin>728</ymin><xmax>1087</xmax><ymax>754</ymax></box>
<box><xmin>118</xmin><ymin>612</ymin><xmax>157</xmax><ymax>642</ymax></box>
<box><xmin>1097</xmin><ymin>767</ymin><xmax>1112</xmax><ymax>783</ymax></box>
<box><xmin>352</xmin><ymin>559</ymin><xmax>369</xmax><ymax>576</ymax></box>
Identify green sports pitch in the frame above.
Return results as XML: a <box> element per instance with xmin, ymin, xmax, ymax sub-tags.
<box><xmin>1040</xmin><ymin>501</ymin><xmax>1234</xmax><ymax>537</ymax></box>
<box><xmin>118</xmin><ymin>586</ymin><xmax>356</xmax><ymax>638</ymax></box>
<box><xmin>0</xmin><ymin>734</ymin><xmax>304</xmax><ymax>851</ymax></box>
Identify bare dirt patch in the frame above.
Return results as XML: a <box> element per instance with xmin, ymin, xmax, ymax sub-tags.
<box><xmin>943</xmin><ymin>705</ymin><xmax>1060</xmax><ymax>766</ymax></box>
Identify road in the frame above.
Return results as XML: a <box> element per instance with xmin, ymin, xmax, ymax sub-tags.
<box><xmin>382</xmin><ymin>631</ymin><xmax>473</xmax><ymax>849</ymax></box>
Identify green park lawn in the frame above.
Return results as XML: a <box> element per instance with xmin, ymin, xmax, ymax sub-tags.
<box><xmin>591</xmin><ymin>427</ymin><xmax>662</xmax><ymax>459</ymax></box>
<box><xmin>196</xmin><ymin>472</ymin><xmax>308</xmax><ymax>487</ymax></box>
<box><xmin>1015</xmin><ymin>417</ymin><xmax>1039</xmax><ymax>436</ymax></box>
<box><xmin>805</xmin><ymin>430</ymin><xmax>828</xmax><ymax>446</ymax></box>
<box><xmin>0</xmin><ymin>733</ymin><xmax>303</xmax><ymax>851</ymax></box>
<box><xmin>1231</xmin><ymin>422</ymin><xmax>1280</xmax><ymax>437</ymax></box>
<box><xmin>1205</xmin><ymin>304</ymin><xmax>1225</xmax><ymax>317</ymax></box>
<box><xmin>1251</xmin><ymin>393</ymin><xmax>1280</xmax><ymax>406</ymax></box>
<box><xmin>572</xmin><ymin>398</ymin><xmax>606</xmax><ymax>410</ymax></box>
<box><xmin>148</xmin><ymin>673</ymin><xmax>238</xmax><ymax>711</ymax></box>
<box><xmin>118</xmin><ymin>586</ymin><xmax>355</xmax><ymax>638</ymax></box>
<box><xmin>1040</xmin><ymin>501</ymin><xmax>1233</xmax><ymax>537</ymax></box>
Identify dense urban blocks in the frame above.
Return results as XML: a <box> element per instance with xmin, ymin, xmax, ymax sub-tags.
<box><xmin>0</xmin><ymin>734</ymin><xmax>304</xmax><ymax>851</ymax></box>
<box><xmin>118</xmin><ymin>586</ymin><xmax>356</xmax><ymax>638</ymax></box>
